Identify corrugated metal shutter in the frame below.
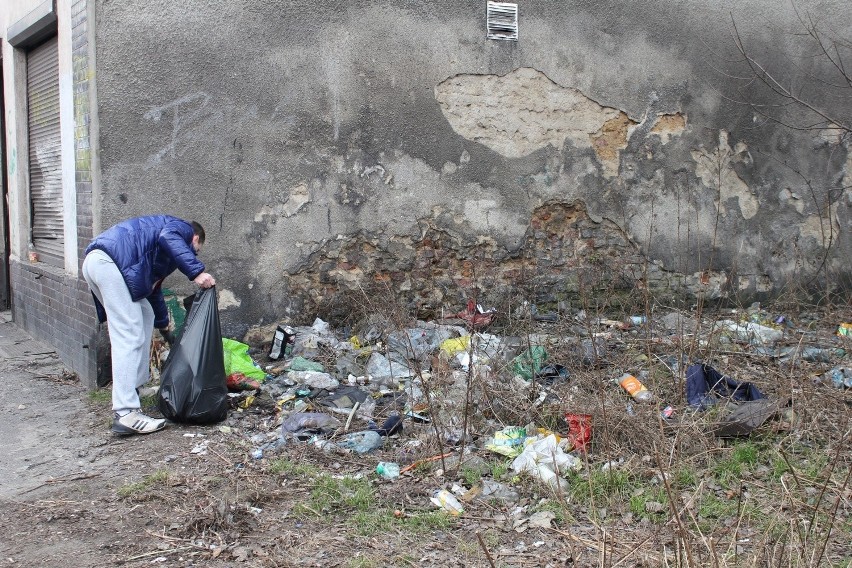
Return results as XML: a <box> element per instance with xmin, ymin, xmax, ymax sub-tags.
<box><xmin>26</xmin><ymin>36</ymin><xmax>63</xmax><ymax>267</ymax></box>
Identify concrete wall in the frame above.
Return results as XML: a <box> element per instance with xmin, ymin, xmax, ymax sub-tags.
<box><xmin>92</xmin><ymin>0</ymin><xmax>851</xmax><ymax>334</ymax></box>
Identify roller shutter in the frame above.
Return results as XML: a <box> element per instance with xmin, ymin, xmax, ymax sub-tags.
<box><xmin>26</xmin><ymin>36</ymin><xmax>63</xmax><ymax>267</ymax></box>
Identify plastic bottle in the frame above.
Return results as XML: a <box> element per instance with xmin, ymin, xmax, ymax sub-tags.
<box><xmin>376</xmin><ymin>462</ymin><xmax>400</xmax><ymax>479</ymax></box>
<box><xmin>619</xmin><ymin>373</ymin><xmax>653</xmax><ymax>402</ymax></box>
<box><xmin>431</xmin><ymin>489</ymin><xmax>464</xmax><ymax>516</ymax></box>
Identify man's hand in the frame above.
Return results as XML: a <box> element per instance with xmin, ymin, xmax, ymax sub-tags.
<box><xmin>158</xmin><ymin>328</ymin><xmax>176</xmax><ymax>346</ymax></box>
<box><xmin>193</xmin><ymin>272</ymin><xmax>216</xmax><ymax>288</ymax></box>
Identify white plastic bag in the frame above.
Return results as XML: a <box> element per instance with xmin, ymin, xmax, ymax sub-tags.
<box><xmin>511</xmin><ymin>434</ymin><xmax>581</xmax><ymax>490</ymax></box>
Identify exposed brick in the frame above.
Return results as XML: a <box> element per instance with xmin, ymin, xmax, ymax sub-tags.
<box><xmin>11</xmin><ymin>258</ymin><xmax>98</xmax><ymax>386</ymax></box>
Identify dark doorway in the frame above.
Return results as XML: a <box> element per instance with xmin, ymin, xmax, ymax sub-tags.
<box><xmin>0</xmin><ymin>59</ymin><xmax>10</xmax><ymax>309</ymax></box>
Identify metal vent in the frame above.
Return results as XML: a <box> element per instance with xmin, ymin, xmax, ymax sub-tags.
<box><xmin>486</xmin><ymin>2</ymin><xmax>518</xmax><ymax>41</ymax></box>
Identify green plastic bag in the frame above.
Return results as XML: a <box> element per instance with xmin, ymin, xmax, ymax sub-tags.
<box><xmin>163</xmin><ymin>288</ymin><xmax>187</xmax><ymax>334</ymax></box>
<box><xmin>511</xmin><ymin>346</ymin><xmax>548</xmax><ymax>381</ymax></box>
<box><xmin>222</xmin><ymin>338</ymin><xmax>266</xmax><ymax>381</ymax></box>
<box><xmin>287</xmin><ymin>356</ymin><xmax>324</xmax><ymax>372</ymax></box>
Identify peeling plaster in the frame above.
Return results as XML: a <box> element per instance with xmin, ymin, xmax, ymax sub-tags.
<box><xmin>217</xmin><ymin>288</ymin><xmax>242</xmax><ymax>309</ymax></box>
<box><xmin>282</xmin><ymin>183</ymin><xmax>312</xmax><ymax>217</ymax></box>
<box><xmin>688</xmin><ymin>270</ymin><xmax>728</xmax><ymax>299</ymax></box>
<box><xmin>800</xmin><ymin>203</ymin><xmax>841</xmax><ymax>249</ymax></box>
<box><xmin>435</xmin><ymin>68</ymin><xmax>630</xmax><ymax>165</ymax></box>
<box><xmin>254</xmin><ymin>182</ymin><xmax>312</xmax><ymax>221</ymax></box>
<box><xmin>738</xmin><ymin>274</ymin><xmax>772</xmax><ymax>293</ymax></box>
<box><xmin>590</xmin><ymin>112</ymin><xmax>637</xmax><ymax>178</ymax></box>
<box><xmin>691</xmin><ymin>131</ymin><xmax>758</xmax><ymax>220</ymax></box>
<box><xmin>650</xmin><ymin>113</ymin><xmax>686</xmax><ymax>144</ymax></box>
<box><xmin>462</xmin><ymin>197</ymin><xmax>524</xmax><ymax>239</ymax></box>
<box><xmin>778</xmin><ymin>187</ymin><xmax>805</xmax><ymax>214</ymax></box>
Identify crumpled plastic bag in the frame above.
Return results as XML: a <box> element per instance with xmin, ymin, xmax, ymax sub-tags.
<box><xmin>718</xmin><ymin>320</ymin><xmax>783</xmax><ymax>345</ymax></box>
<box><xmin>288</xmin><ymin>356</ymin><xmax>324</xmax><ymax>372</ymax></box>
<box><xmin>713</xmin><ymin>399</ymin><xmax>784</xmax><ymax>438</ymax></box>
<box><xmin>485</xmin><ymin>426</ymin><xmax>529</xmax><ymax>457</ymax></box>
<box><xmin>512</xmin><ymin>346</ymin><xmax>548</xmax><ymax>381</ymax></box>
<box><xmin>388</xmin><ymin>327</ymin><xmax>451</xmax><ymax>363</ymax></box>
<box><xmin>286</xmin><ymin>370</ymin><xmax>339</xmax><ymax>390</ymax></box>
<box><xmin>222</xmin><ymin>338</ymin><xmax>266</xmax><ymax>381</ymax></box>
<box><xmin>511</xmin><ymin>434</ymin><xmax>582</xmax><ymax>490</ymax></box>
<box><xmin>366</xmin><ymin>352</ymin><xmax>413</xmax><ymax>382</ymax></box>
<box><xmin>280</xmin><ymin>412</ymin><xmax>341</xmax><ymax>439</ymax></box>
<box><xmin>337</xmin><ymin>430</ymin><xmax>383</xmax><ymax>453</ymax></box>
<box><xmin>440</xmin><ymin>335</ymin><xmax>471</xmax><ymax>357</ymax></box>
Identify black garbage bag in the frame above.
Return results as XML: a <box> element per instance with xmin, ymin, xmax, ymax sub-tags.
<box><xmin>157</xmin><ymin>287</ymin><xmax>228</xmax><ymax>424</ymax></box>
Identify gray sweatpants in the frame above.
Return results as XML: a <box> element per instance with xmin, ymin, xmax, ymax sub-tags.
<box><xmin>82</xmin><ymin>249</ymin><xmax>154</xmax><ymax>413</ymax></box>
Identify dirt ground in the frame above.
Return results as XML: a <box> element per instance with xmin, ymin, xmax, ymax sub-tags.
<box><xmin>0</xmin><ymin>307</ymin><xmax>850</xmax><ymax>568</ymax></box>
<box><xmin>0</xmin><ymin>310</ymin><xmax>582</xmax><ymax>568</ymax></box>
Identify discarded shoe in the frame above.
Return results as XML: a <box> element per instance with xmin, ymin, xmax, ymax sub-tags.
<box><xmin>112</xmin><ymin>410</ymin><xmax>167</xmax><ymax>436</ymax></box>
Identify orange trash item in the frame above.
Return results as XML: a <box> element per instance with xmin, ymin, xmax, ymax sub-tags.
<box><xmin>619</xmin><ymin>374</ymin><xmax>653</xmax><ymax>402</ymax></box>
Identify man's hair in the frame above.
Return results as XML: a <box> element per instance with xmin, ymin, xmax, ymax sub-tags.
<box><xmin>190</xmin><ymin>221</ymin><xmax>205</xmax><ymax>244</ymax></box>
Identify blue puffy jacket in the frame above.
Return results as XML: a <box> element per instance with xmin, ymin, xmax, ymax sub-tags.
<box><xmin>85</xmin><ymin>215</ymin><xmax>205</xmax><ymax>328</ymax></box>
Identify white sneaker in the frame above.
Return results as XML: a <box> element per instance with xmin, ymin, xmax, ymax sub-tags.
<box><xmin>112</xmin><ymin>410</ymin><xmax>167</xmax><ymax>436</ymax></box>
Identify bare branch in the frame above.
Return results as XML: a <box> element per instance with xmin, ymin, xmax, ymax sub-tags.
<box><xmin>729</xmin><ymin>10</ymin><xmax>851</xmax><ymax>135</ymax></box>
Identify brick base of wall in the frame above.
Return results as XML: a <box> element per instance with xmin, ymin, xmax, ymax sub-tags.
<box><xmin>11</xmin><ymin>259</ymin><xmax>99</xmax><ymax>388</ymax></box>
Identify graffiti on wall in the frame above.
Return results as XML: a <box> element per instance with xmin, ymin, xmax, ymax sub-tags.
<box><xmin>143</xmin><ymin>92</ymin><xmax>215</xmax><ymax>168</ymax></box>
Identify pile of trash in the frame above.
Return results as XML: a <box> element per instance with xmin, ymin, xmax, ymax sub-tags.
<box><xmin>153</xmin><ymin>299</ymin><xmax>851</xmax><ymax>515</ymax></box>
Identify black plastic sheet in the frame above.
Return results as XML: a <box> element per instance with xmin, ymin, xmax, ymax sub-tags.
<box><xmin>157</xmin><ymin>287</ymin><xmax>228</xmax><ymax>424</ymax></box>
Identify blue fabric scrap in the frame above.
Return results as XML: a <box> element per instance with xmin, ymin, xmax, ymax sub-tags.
<box><xmin>686</xmin><ymin>363</ymin><xmax>764</xmax><ymax>409</ymax></box>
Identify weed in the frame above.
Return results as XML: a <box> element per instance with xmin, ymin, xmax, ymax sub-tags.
<box><xmin>400</xmin><ymin>511</ymin><xmax>452</xmax><ymax>532</ymax></box>
<box><xmin>769</xmin><ymin>452</ymin><xmax>789</xmax><ymax>481</ymax></box>
<box><xmin>412</xmin><ymin>460</ymin><xmax>435</xmax><ymax>477</ymax></box>
<box><xmin>348</xmin><ymin>510</ymin><xmax>395</xmax><ymax>536</ymax></box>
<box><xmin>531</xmin><ymin>499</ymin><xmax>571</xmax><ymax>526</ymax></box>
<box><xmin>267</xmin><ymin>458</ymin><xmax>317</xmax><ymax>478</ymax></box>
<box><xmin>117</xmin><ymin>470</ymin><xmax>169</xmax><ymax>498</ymax></box>
<box><xmin>139</xmin><ymin>393</ymin><xmax>158</xmax><ymax>409</ymax></box>
<box><xmin>347</xmin><ymin>556</ymin><xmax>379</xmax><ymax>568</ymax></box>
<box><xmin>731</xmin><ymin>441</ymin><xmax>759</xmax><ymax>465</ymax></box>
<box><xmin>294</xmin><ymin>473</ymin><xmax>376</xmax><ymax>520</ymax></box>
<box><xmin>87</xmin><ymin>389</ymin><xmax>111</xmax><ymax>404</ymax></box>
<box><xmin>673</xmin><ymin>466</ymin><xmax>697</xmax><ymax>489</ymax></box>
<box><xmin>461</xmin><ymin>466</ymin><xmax>482</xmax><ymax>487</ymax></box>
<box><xmin>490</xmin><ymin>460</ymin><xmax>509</xmax><ymax>480</ymax></box>
<box><xmin>331</xmin><ymin>505</ymin><xmax>452</xmax><ymax>536</ymax></box>
<box><xmin>628</xmin><ymin>488</ymin><xmax>669</xmax><ymax>522</ymax></box>
<box><xmin>570</xmin><ymin>468</ymin><xmax>636</xmax><ymax>506</ymax></box>
<box><xmin>713</xmin><ymin>441</ymin><xmax>760</xmax><ymax>488</ymax></box>
<box><xmin>800</xmin><ymin>453</ymin><xmax>830</xmax><ymax>481</ymax></box>
<box><xmin>455</xmin><ymin>537</ymin><xmax>480</xmax><ymax>557</ymax></box>
<box><xmin>697</xmin><ymin>493</ymin><xmax>738</xmax><ymax>530</ymax></box>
